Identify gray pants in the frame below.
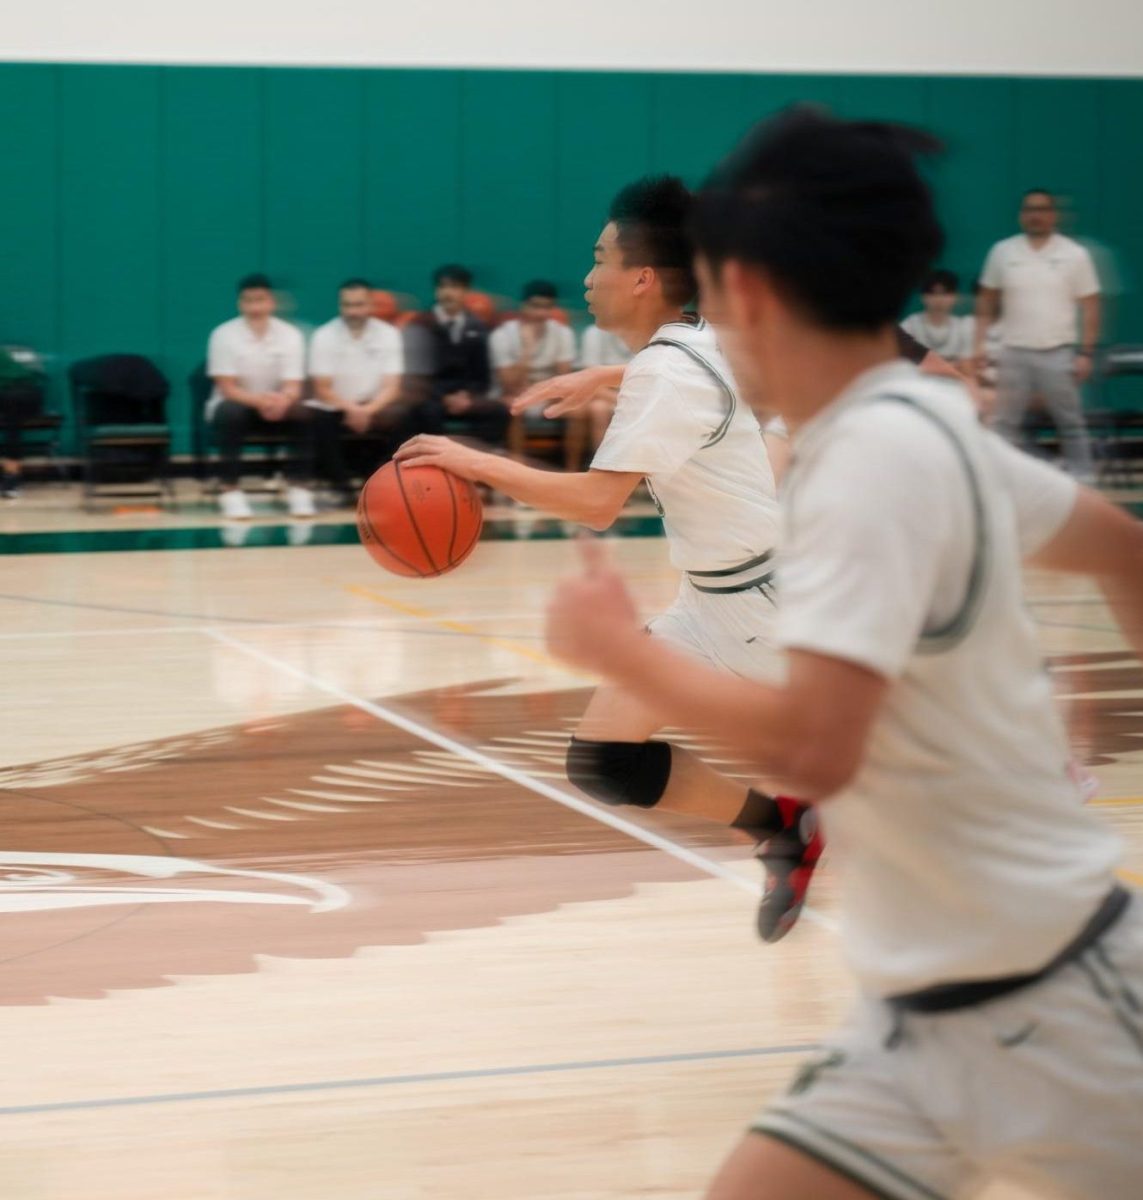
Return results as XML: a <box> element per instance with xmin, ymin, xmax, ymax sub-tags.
<box><xmin>993</xmin><ymin>345</ymin><xmax>1094</xmax><ymax>478</ymax></box>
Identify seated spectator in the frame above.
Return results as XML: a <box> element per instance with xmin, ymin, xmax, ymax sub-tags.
<box><xmin>206</xmin><ymin>274</ymin><xmax>322</xmax><ymax>520</ymax></box>
<box><xmin>576</xmin><ymin>321</ymin><xmax>629</xmax><ymax>455</ymax></box>
<box><xmin>0</xmin><ymin>345</ymin><xmax>46</xmax><ymax>499</ymax></box>
<box><xmin>407</xmin><ymin>265</ymin><xmax>509</xmax><ymax>449</ymax></box>
<box><xmin>491</xmin><ymin>280</ymin><xmax>578</xmax><ymax>467</ymax></box>
<box><xmin>899</xmin><ymin>268</ymin><xmax>973</xmax><ymax>369</ymax></box>
<box><xmin>307</xmin><ymin>278</ymin><xmax>412</xmax><ymax>497</ymax></box>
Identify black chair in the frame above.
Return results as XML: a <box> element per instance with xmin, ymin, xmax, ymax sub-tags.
<box><xmin>68</xmin><ymin>354</ymin><xmax>171</xmax><ymax>505</ymax></box>
<box><xmin>1092</xmin><ymin>344</ymin><xmax>1143</xmax><ymax>486</ymax></box>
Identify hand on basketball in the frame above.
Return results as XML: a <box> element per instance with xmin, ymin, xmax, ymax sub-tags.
<box><xmin>510</xmin><ymin>367</ymin><xmax>609</xmax><ymax>418</ymax></box>
<box><xmin>545</xmin><ymin>539</ymin><xmax>641</xmax><ymax>672</ymax></box>
<box><xmin>394</xmin><ymin>435</ymin><xmax>487</xmax><ymax>481</ymax></box>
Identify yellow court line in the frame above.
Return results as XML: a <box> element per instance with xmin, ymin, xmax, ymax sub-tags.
<box><xmin>1092</xmin><ymin>795</ymin><xmax>1143</xmax><ymax>808</ymax></box>
<box><xmin>342</xmin><ymin>583</ymin><xmax>589</xmax><ymax>675</ymax></box>
<box><xmin>1118</xmin><ymin>869</ymin><xmax>1143</xmax><ymax>889</ymax></box>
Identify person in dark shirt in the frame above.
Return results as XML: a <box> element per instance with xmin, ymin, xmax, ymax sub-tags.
<box><xmin>407</xmin><ymin>265</ymin><xmax>510</xmax><ymax>448</ymax></box>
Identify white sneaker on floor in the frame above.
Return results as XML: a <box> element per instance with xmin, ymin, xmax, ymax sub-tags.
<box><xmin>286</xmin><ymin>486</ymin><xmax>316</xmax><ymax>518</ymax></box>
<box><xmin>219</xmin><ymin>488</ymin><xmax>253</xmax><ymax>520</ymax></box>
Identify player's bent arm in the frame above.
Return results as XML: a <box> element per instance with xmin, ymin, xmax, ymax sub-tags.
<box><xmin>476</xmin><ymin>459</ymin><xmax>641</xmax><ymax>530</ymax></box>
<box><xmin>580</xmin><ymin>634</ymin><xmax>887</xmax><ymax>800</ymax></box>
<box><xmin>1029</xmin><ymin>488</ymin><xmax>1143</xmax><ymax>659</ymax></box>
<box><xmin>510</xmin><ymin>365</ymin><xmax>626</xmax><ymax>416</ymax></box>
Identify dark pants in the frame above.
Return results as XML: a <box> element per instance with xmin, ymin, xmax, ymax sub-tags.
<box><xmin>310</xmin><ymin>399</ymin><xmax>425</xmax><ymax>490</ymax></box>
<box><xmin>417</xmin><ymin>394</ymin><xmax>511</xmax><ymax>447</ymax></box>
<box><xmin>1</xmin><ymin>383</ymin><xmax>44</xmax><ymax>463</ymax></box>
<box><xmin>210</xmin><ymin>399</ymin><xmax>329</xmax><ymax>488</ymax></box>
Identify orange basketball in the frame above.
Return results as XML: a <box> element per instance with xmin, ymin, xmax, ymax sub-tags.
<box><xmin>356</xmin><ymin>462</ymin><xmax>483</xmax><ymax>578</ymax></box>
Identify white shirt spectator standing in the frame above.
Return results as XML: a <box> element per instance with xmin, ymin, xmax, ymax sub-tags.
<box><xmin>976</xmin><ymin>190</ymin><xmax>1101</xmax><ymax>479</ymax></box>
<box><xmin>206</xmin><ymin>273</ymin><xmax>315</xmax><ymax>520</ymax></box>
<box><xmin>307</xmin><ymin>279</ymin><xmax>409</xmax><ymax>497</ymax></box>
<box><xmin>491</xmin><ymin>280</ymin><xmax>579</xmax><ymax>467</ymax></box>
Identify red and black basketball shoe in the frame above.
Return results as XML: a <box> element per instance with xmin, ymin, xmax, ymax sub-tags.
<box><xmin>754</xmin><ymin>797</ymin><xmax>823</xmax><ymax>943</ymax></box>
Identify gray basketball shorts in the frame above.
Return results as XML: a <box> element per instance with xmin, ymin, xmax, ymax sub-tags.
<box><xmin>753</xmin><ymin>897</ymin><xmax>1143</xmax><ymax>1199</ymax></box>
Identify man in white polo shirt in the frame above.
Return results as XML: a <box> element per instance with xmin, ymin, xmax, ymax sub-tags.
<box><xmin>975</xmin><ymin>190</ymin><xmax>1101</xmax><ymax>480</ymax></box>
<box><xmin>545</xmin><ymin>110</ymin><xmax>1143</xmax><ymax>1200</ymax></box>
<box><xmin>491</xmin><ymin>280</ymin><xmax>579</xmax><ymax>467</ymax></box>
<box><xmin>307</xmin><ymin>278</ymin><xmax>409</xmax><ymax>496</ymax></box>
<box><xmin>206</xmin><ymin>273</ymin><xmax>316</xmax><ymax>519</ymax></box>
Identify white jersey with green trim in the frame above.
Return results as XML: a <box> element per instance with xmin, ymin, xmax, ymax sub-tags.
<box><xmin>590</xmin><ymin>317</ymin><xmax>779</xmax><ymax>574</ymax></box>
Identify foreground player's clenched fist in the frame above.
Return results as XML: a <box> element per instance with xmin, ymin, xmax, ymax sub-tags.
<box><xmin>545</xmin><ymin>540</ymin><xmax>641</xmax><ymax>672</ymax></box>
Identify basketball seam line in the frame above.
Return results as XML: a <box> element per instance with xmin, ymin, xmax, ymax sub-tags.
<box><xmin>357</xmin><ymin>476</ymin><xmax>424</xmax><ymax>577</ymax></box>
<box><xmin>446</xmin><ymin>472</ymin><xmax>461</xmax><ymax>566</ymax></box>
<box><xmin>394</xmin><ymin>461</ymin><xmax>444</xmax><ymax>576</ymax></box>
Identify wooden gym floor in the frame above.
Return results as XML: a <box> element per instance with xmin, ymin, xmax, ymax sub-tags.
<box><xmin>1</xmin><ymin>484</ymin><xmax>1141</xmax><ymax>1199</ymax></box>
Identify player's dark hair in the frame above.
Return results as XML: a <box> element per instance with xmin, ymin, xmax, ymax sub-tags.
<box><xmin>339</xmin><ymin>277</ymin><xmax>373</xmax><ymax>292</ymax></box>
<box><xmin>237</xmin><ymin>272</ymin><xmax>274</xmax><ymax>294</ymax></box>
<box><xmin>521</xmin><ymin>279</ymin><xmax>558</xmax><ymax>301</ymax></box>
<box><xmin>922</xmin><ymin>268</ymin><xmax>959</xmax><ymax>294</ymax></box>
<box><xmin>691</xmin><ymin>106</ymin><xmax>944</xmax><ymax>330</ymax></box>
<box><xmin>433</xmin><ymin>264</ymin><xmax>473</xmax><ymax>288</ymax></box>
<box><xmin>608</xmin><ymin>176</ymin><xmax>697</xmax><ymax>307</ymax></box>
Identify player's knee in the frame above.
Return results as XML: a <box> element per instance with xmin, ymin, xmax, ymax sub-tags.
<box><xmin>565</xmin><ymin>737</ymin><xmax>672</xmax><ymax>809</ymax></box>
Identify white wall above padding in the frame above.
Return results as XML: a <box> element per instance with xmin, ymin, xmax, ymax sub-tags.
<box><xmin>7</xmin><ymin>0</ymin><xmax>1143</xmax><ymax>76</ymax></box>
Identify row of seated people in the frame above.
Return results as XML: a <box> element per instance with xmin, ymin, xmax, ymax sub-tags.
<box><xmin>208</xmin><ymin>268</ymin><xmax>630</xmax><ymax>518</ymax></box>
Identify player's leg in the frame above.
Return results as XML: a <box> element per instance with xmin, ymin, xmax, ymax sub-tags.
<box><xmin>571</xmin><ymin>681</ymin><xmax>755</xmax><ymax>823</ymax></box>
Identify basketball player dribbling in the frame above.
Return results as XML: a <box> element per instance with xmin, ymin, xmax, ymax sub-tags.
<box><xmin>397</xmin><ymin>176</ymin><xmax>821</xmax><ymax>940</ymax></box>
<box><xmin>545</xmin><ymin>108</ymin><xmax>1143</xmax><ymax>1200</ymax></box>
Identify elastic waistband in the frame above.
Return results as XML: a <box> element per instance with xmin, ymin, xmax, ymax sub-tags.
<box><xmin>887</xmin><ymin>886</ymin><xmax>1131</xmax><ymax>1015</ymax></box>
<box><xmin>687</xmin><ymin>550</ymin><xmax>775</xmax><ymax>595</ymax></box>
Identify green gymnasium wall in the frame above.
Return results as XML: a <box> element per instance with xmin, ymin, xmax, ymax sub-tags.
<box><xmin>2</xmin><ymin>63</ymin><xmax>1141</xmax><ymax>456</ymax></box>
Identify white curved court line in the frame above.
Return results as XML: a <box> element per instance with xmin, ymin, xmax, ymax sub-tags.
<box><xmin>205</xmin><ymin>628</ymin><xmax>838</xmax><ymax>933</ymax></box>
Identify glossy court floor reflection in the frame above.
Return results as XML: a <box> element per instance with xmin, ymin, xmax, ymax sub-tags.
<box><xmin>1</xmin><ymin>495</ymin><xmax>1141</xmax><ymax>1199</ymax></box>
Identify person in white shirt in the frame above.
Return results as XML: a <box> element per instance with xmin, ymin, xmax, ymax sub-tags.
<box><xmin>545</xmin><ymin>109</ymin><xmax>1143</xmax><ymax>1200</ymax></box>
<box><xmin>899</xmin><ymin>268</ymin><xmax>973</xmax><ymax>369</ymax></box>
<box><xmin>397</xmin><ymin>176</ymin><xmax>820</xmax><ymax>941</ymax></box>
<box><xmin>490</xmin><ymin>281</ymin><xmax>579</xmax><ymax>467</ymax></box>
<box><xmin>307</xmin><ymin>278</ymin><xmax>410</xmax><ymax>496</ymax></box>
<box><xmin>206</xmin><ymin>274</ymin><xmax>317</xmax><ymax>519</ymax></box>
<box><xmin>976</xmin><ymin>190</ymin><xmax>1101</xmax><ymax>479</ymax></box>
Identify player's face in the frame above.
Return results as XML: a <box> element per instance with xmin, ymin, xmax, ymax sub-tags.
<box><xmin>339</xmin><ymin>288</ymin><xmax>373</xmax><ymax>328</ymax></box>
<box><xmin>584</xmin><ymin>223</ymin><xmax>638</xmax><ymax>331</ymax></box>
<box><xmin>238</xmin><ymin>287</ymin><xmax>276</xmax><ymax>321</ymax></box>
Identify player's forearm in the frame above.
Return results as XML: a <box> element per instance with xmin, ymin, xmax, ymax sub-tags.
<box><xmin>592</xmin><ymin>635</ymin><xmax>831</xmax><ymax>798</ymax></box>
<box><xmin>313</xmin><ymin>379</ymin><xmax>348</xmax><ymax>409</ymax></box>
<box><xmin>215</xmin><ymin>379</ymin><xmax>262</xmax><ymax>407</ymax></box>
<box><xmin>475</xmin><ymin>457</ymin><xmax>613</xmax><ymax>528</ymax></box>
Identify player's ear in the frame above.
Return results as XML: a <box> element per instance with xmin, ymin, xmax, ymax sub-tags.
<box><xmin>720</xmin><ymin>259</ymin><xmax>764</xmax><ymax>334</ymax></box>
<box><xmin>632</xmin><ymin>266</ymin><xmax>655</xmax><ymax>298</ymax></box>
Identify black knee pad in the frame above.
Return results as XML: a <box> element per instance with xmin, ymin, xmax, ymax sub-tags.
<box><xmin>565</xmin><ymin>737</ymin><xmax>673</xmax><ymax>809</ymax></box>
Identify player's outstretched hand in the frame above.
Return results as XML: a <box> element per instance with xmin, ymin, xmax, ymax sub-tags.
<box><xmin>510</xmin><ymin>366</ymin><xmax>616</xmax><ymax>418</ymax></box>
<box><xmin>545</xmin><ymin>539</ymin><xmax>641</xmax><ymax>673</ymax></box>
<box><xmin>394</xmin><ymin>435</ymin><xmax>488</xmax><ymax>482</ymax></box>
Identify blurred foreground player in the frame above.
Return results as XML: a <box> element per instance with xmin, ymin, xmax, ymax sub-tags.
<box><xmin>546</xmin><ymin>109</ymin><xmax>1143</xmax><ymax>1200</ymax></box>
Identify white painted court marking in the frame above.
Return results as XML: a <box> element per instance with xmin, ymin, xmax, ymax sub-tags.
<box><xmin>205</xmin><ymin>628</ymin><xmax>838</xmax><ymax>932</ymax></box>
